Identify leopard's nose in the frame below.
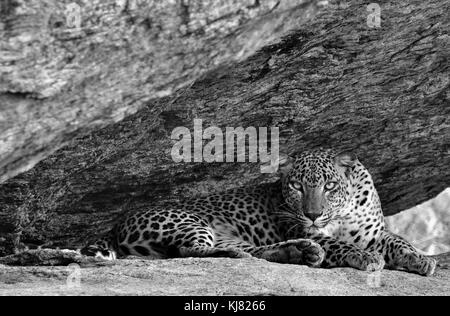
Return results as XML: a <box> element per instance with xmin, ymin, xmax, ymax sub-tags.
<box><xmin>304</xmin><ymin>212</ymin><xmax>322</xmax><ymax>222</ymax></box>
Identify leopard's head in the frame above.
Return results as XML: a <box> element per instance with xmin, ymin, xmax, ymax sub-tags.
<box><xmin>280</xmin><ymin>149</ymin><xmax>357</xmax><ymax>228</ymax></box>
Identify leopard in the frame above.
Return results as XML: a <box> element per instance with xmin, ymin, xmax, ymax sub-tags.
<box><xmin>81</xmin><ymin>148</ymin><xmax>436</xmax><ymax>276</ymax></box>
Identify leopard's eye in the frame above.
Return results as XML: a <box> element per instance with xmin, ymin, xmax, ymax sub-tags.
<box><xmin>290</xmin><ymin>181</ymin><xmax>303</xmax><ymax>192</ymax></box>
<box><xmin>324</xmin><ymin>182</ymin><xmax>338</xmax><ymax>191</ymax></box>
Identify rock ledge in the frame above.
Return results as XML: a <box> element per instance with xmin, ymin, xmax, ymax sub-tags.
<box><xmin>0</xmin><ymin>253</ymin><xmax>449</xmax><ymax>296</ymax></box>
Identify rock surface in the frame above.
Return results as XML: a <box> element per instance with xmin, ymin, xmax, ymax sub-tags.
<box><xmin>0</xmin><ymin>253</ymin><xmax>449</xmax><ymax>296</ymax></box>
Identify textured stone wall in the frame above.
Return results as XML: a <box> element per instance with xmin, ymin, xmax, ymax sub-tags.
<box><xmin>0</xmin><ymin>0</ymin><xmax>449</xmax><ymax>254</ymax></box>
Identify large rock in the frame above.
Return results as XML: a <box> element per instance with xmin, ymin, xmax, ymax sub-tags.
<box><xmin>386</xmin><ymin>189</ymin><xmax>450</xmax><ymax>255</ymax></box>
<box><xmin>0</xmin><ymin>0</ymin><xmax>322</xmax><ymax>183</ymax></box>
<box><xmin>0</xmin><ymin>254</ymin><xmax>449</xmax><ymax>295</ymax></box>
<box><xmin>0</xmin><ymin>0</ymin><xmax>449</xmax><ymax>256</ymax></box>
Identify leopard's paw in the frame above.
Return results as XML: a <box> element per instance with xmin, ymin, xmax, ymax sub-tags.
<box><xmin>404</xmin><ymin>253</ymin><xmax>437</xmax><ymax>276</ymax></box>
<box><xmin>80</xmin><ymin>245</ymin><xmax>117</xmax><ymax>261</ymax></box>
<box><xmin>285</xmin><ymin>239</ymin><xmax>325</xmax><ymax>267</ymax></box>
<box><xmin>346</xmin><ymin>251</ymin><xmax>385</xmax><ymax>272</ymax></box>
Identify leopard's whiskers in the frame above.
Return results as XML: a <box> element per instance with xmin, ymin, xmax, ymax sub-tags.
<box><xmin>276</xmin><ymin>218</ymin><xmax>297</xmax><ymax>225</ymax></box>
<box><xmin>285</xmin><ymin>222</ymin><xmax>305</xmax><ymax>237</ymax></box>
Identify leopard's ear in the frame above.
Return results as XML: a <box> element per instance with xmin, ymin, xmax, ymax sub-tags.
<box><xmin>278</xmin><ymin>153</ymin><xmax>294</xmax><ymax>176</ymax></box>
<box><xmin>334</xmin><ymin>151</ymin><xmax>357</xmax><ymax>177</ymax></box>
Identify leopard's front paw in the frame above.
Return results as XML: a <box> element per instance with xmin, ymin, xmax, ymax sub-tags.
<box><xmin>404</xmin><ymin>253</ymin><xmax>436</xmax><ymax>276</ymax></box>
<box><xmin>346</xmin><ymin>251</ymin><xmax>385</xmax><ymax>272</ymax></box>
<box><xmin>285</xmin><ymin>240</ymin><xmax>325</xmax><ymax>267</ymax></box>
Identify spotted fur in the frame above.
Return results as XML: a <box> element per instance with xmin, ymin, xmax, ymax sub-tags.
<box><xmin>81</xmin><ymin>148</ymin><xmax>436</xmax><ymax>276</ymax></box>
